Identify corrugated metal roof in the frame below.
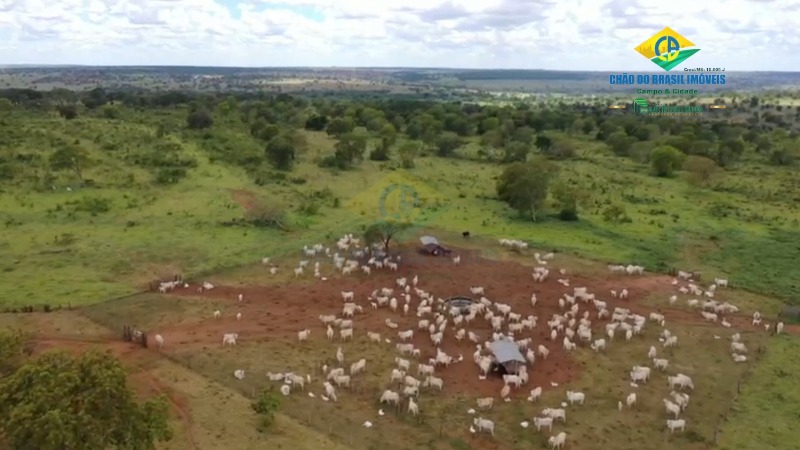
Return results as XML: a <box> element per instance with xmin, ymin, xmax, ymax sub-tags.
<box><xmin>419</xmin><ymin>236</ymin><xmax>439</xmax><ymax>245</ymax></box>
<box><xmin>490</xmin><ymin>340</ymin><xmax>526</xmax><ymax>364</ymax></box>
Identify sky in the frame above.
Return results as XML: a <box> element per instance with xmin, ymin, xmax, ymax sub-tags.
<box><xmin>0</xmin><ymin>0</ymin><xmax>798</xmax><ymax>70</ymax></box>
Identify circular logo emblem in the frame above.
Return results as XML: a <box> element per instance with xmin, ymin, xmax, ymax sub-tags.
<box><xmin>655</xmin><ymin>35</ymin><xmax>680</xmax><ymax>62</ymax></box>
<box><xmin>379</xmin><ymin>183</ymin><xmax>420</xmax><ymax>223</ymax></box>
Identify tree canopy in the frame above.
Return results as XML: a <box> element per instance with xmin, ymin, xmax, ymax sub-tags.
<box><xmin>0</xmin><ymin>350</ymin><xmax>172</xmax><ymax>450</ymax></box>
<box><xmin>186</xmin><ymin>108</ymin><xmax>213</xmax><ymax>129</ymax></box>
<box><xmin>0</xmin><ymin>330</ymin><xmax>26</xmax><ymax>377</ymax></box>
<box><xmin>650</xmin><ymin>145</ymin><xmax>686</xmax><ymax>177</ymax></box>
<box><xmin>49</xmin><ymin>145</ymin><xmax>91</xmax><ymax>183</ymax></box>
<box><xmin>363</xmin><ymin>221</ymin><xmax>412</xmax><ymax>254</ymax></box>
<box><xmin>496</xmin><ymin>157</ymin><xmax>558</xmax><ymax>220</ymax></box>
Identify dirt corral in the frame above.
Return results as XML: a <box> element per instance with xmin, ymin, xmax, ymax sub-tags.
<box><xmin>158</xmin><ymin>245</ymin><xmax>682</xmax><ymax>399</ymax></box>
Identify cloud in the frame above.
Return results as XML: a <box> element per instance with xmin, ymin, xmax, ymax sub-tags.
<box><xmin>0</xmin><ymin>0</ymin><xmax>797</xmax><ymax>69</ymax></box>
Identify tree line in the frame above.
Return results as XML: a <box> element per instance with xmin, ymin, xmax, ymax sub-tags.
<box><xmin>0</xmin><ymin>87</ymin><xmax>797</xmax><ymax>220</ymax></box>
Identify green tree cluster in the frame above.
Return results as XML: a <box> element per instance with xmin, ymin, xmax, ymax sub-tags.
<box><xmin>0</xmin><ymin>344</ymin><xmax>172</xmax><ymax>450</ymax></box>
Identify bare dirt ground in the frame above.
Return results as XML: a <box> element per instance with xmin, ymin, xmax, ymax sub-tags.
<box><xmin>151</xmin><ymin>244</ymin><xmax>733</xmax><ymax>399</ymax></box>
<box><xmin>229</xmin><ymin>189</ymin><xmax>258</xmax><ymax>212</ymax></box>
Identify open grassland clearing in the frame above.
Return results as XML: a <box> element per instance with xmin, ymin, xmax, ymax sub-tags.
<box><xmin>716</xmin><ymin>334</ymin><xmax>800</xmax><ymax>450</ymax></box>
<box><xmin>2</xmin><ymin>126</ymin><xmax>798</xmax><ymax>308</ymax></box>
<box><xmin>80</xmin><ymin>239</ymin><xmax>783</xmax><ymax>450</ymax></box>
<box><xmin>2</xmin><ymin>98</ymin><xmax>799</xmax><ymax>309</ymax></box>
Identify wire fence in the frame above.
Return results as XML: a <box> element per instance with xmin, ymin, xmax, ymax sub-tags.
<box><xmin>711</xmin><ymin>342</ymin><xmax>766</xmax><ymax>445</ymax></box>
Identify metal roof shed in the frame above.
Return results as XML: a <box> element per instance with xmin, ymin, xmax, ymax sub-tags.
<box><xmin>420</xmin><ymin>236</ymin><xmax>439</xmax><ymax>245</ymax></box>
<box><xmin>418</xmin><ymin>235</ymin><xmax>451</xmax><ymax>256</ymax></box>
<box><xmin>490</xmin><ymin>340</ymin><xmax>527</xmax><ymax>374</ymax></box>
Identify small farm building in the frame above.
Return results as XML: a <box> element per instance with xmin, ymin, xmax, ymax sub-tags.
<box><xmin>418</xmin><ymin>236</ymin><xmax>451</xmax><ymax>256</ymax></box>
<box><xmin>490</xmin><ymin>340</ymin><xmax>527</xmax><ymax>374</ymax></box>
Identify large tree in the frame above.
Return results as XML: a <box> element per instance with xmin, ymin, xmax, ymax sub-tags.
<box><xmin>325</xmin><ymin>117</ymin><xmax>355</xmax><ymax>137</ymax></box>
<box><xmin>397</xmin><ymin>140</ymin><xmax>421</xmax><ymax>168</ymax></box>
<box><xmin>0</xmin><ymin>350</ymin><xmax>172</xmax><ymax>450</ymax></box>
<box><xmin>363</xmin><ymin>221</ymin><xmax>412</xmax><ymax>254</ymax></box>
<box><xmin>186</xmin><ymin>108</ymin><xmax>213</xmax><ymax>129</ymax></box>
<box><xmin>50</xmin><ymin>145</ymin><xmax>91</xmax><ymax>183</ymax></box>
<box><xmin>265</xmin><ymin>132</ymin><xmax>296</xmax><ymax>170</ymax></box>
<box><xmin>434</xmin><ymin>131</ymin><xmax>463</xmax><ymax>157</ymax></box>
<box><xmin>333</xmin><ymin>132</ymin><xmax>368</xmax><ymax>168</ymax></box>
<box><xmin>496</xmin><ymin>157</ymin><xmax>557</xmax><ymax>221</ymax></box>
<box><xmin>650</xmin><ymin>145</ymin><xmax>685</xmax><ymax>177</ymax></box>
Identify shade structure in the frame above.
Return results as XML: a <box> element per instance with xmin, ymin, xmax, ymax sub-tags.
<box><xmin>419</xmin><ymin>236</ymin><xmax>439</xmax><ymax>245</ymax></box>
<box><xmin>490</xmin><ymin>340</ymin><xmax>527</xmax><ymax>373</ymax></box>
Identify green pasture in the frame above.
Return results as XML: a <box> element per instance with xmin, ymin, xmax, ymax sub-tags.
<box><xmin>716</xmin><ymin>334</ymin><xmax>800</xmax><ymax>450</ymax></box>
<box><xmin>1</xmin><ymin>107</ymin><xmax>799</xmax><ymax>309</ymax></box>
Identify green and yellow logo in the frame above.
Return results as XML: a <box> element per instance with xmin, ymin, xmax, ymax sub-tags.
<box><xmin>344</xmin><ymin>170</ymin><xmax>445</xmax><ymax>225</ymax></box>
<box><xmin>634</xmin><ymin>27</ymin><xmax>700</xmax><ymax>71</ymax></box>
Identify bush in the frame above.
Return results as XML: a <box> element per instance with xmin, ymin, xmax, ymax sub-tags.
<box><xmin>602</xmin><ymin>204</ymin><xmax>631</xmax><ymax>223</ymax></box>
<box><xmin>186</xmin><ymin>108</ymin><xmax>213</xmax><ymax>129</ymax></box>
<box><xmin>683</xmin><ymin>155</ymin><xmax>717</xmax><ymax>184</ymax></box>
<box><xmin>650</xmin><ymin>145</ymin><xmax>685</xmax><ymax>177</ymax></box>
<box><xmin>154</xmin><ymin>167</ymin><xmax>188</xmax><ymax>185</ymax></box>
<box><xmin>558</xmin><ymin>209</ymin><xmax>579</xmax><ymax>221</ymax></box>
<box><xmin>252</xmin><ymin>390</ymin><xmax>281</xmax><ymax>431</ymax></box>
<box><xmin>73</xmin><ymin>196</ymin><xmax>112</xmax><ymax>215</ymax></box>
<box><xmin>369</xmin><ymin>146</ymin><xmax>390</xmax><ymax>161</ymax></box>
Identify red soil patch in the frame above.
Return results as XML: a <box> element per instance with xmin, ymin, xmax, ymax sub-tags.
<box><xmin>158</xmin><ymin>245</ymin><xmax>687</xmax><ymax>399</ymax></box>
<box><xmin>229</xmin><ymin>189</ymin><xmax>258</xmax><ymax>212</ymax></box>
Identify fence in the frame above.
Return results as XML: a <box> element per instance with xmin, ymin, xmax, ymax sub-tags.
<box><xmin>711</xmin><ymin>343</ymin><xmax>766</xmax><ymax>445</ymax></box>
<box><xmin>122</xmin><ymin>325</ymin><xmax>148</xmax><ymax>348</ymax></box>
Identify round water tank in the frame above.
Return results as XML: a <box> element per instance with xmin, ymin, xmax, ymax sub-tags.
<box><xmin>445</xmin><ymin>296</ymin><xmax>474</xmax><ymax>314</ymax></box>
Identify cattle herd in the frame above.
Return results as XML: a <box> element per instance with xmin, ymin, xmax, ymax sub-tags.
<box><xmin>151</xmin><ymin>234</ymin><xmax>786</xmax><ymax>448</ymax></box>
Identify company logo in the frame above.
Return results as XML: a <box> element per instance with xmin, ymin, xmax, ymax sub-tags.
<box><xmin>631</xmin><ymin>97</ymin><xmax>704</xmax><ymax>115</ymax></box>
<box><xmin>632</xmin><ymin>98</ymin><xmax>649</xmax><ymax>114</ymax></box>
<box><xmin>344</xmin><ymin>170</ymin><xmax>444</xmax><ymax>226</ymax></box>
<box><xmin>634</xmin><ymin>27</ymin><xmax>700</xmax><ymax>71</ymax></box>
<box><xmin>379</xmin><ymin>183</ymin><xmax>420</xmax><ymax>223</ymax></box>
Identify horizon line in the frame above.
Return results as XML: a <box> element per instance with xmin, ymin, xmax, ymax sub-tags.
<box><xmin>0</xmin><ymin>64</ymin><xmax>797</xmax><ymax>73</ymax></box>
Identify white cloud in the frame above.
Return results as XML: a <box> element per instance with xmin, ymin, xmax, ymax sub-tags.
<box><xmin>0</xmin><ymin>0</ymin><xmax>797</xmax><ymax>69</ymax></box>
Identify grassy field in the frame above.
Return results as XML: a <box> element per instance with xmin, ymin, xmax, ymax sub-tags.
<box><xmin>716</xmin><ymin>334</ymin><xmax>800</xmax><ymax>450</ymax></box>
<box><xmin>1</xmin><ymin>108</ymin><xmax>799</xmax><ymax>309</ymax></box>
